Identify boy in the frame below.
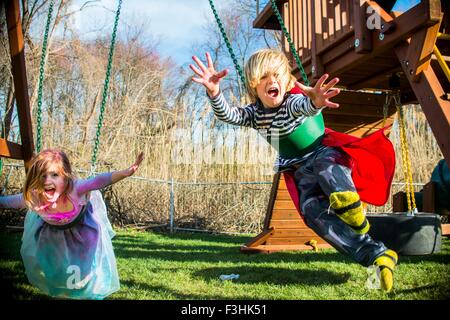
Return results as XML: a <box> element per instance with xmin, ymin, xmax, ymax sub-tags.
<box><xmin>190</xmin><ymin>49</ymin><xmax>397</xmax><ymax>292</ymax></box>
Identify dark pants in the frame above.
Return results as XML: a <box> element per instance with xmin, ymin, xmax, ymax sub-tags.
<box><xmin>294</xmin><ymin>146</ymin><xmax>387</xmax><ymax>267</ymax></box>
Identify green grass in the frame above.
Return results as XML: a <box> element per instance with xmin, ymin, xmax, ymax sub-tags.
<box><xmin>1</xmin><ymin>229</ymin><xmax>449</xmax><ymax>300</ymax></box>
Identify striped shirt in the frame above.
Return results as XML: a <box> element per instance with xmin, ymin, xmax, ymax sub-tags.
<box><xmin>209</xmin><ymin>92</ymin><xmax>325</xmax><ymax>171</ymax></box>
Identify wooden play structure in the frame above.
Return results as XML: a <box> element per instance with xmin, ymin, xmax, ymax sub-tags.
<box><xmin>242</xmin><ymin>0</ymin><xmax>449</xmax><ymax>253</ymax></box>
<box><xmin>2</xmin><ymin>0</ymin><xmax>120</xmax><ymax>173</ymax></box>
<box><xmin>1</xmin><ymin>0</ymin><xmax>35</xmax><ymax>168</ymax></box>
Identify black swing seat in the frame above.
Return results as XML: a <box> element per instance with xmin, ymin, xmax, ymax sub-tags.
<box><xmin>367</xmin><ymin>212</ymin><xmax>442</xmax><ymax>256</ymax></box>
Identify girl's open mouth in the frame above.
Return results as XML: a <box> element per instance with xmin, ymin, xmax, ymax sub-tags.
<box><xmin>44</xmin><ymin>188</ymin><xmax>56</xmax><ymax>197</ymax></box>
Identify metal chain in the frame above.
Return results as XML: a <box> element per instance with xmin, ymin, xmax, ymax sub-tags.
<box><xmin>394</xmin><ymin>94</ymin><xmax>417</xmax><ymax>214</ymax></box>
<box><xmin>208</xmin><ymin>0</ymin><xmax>246</xmax><ymax>87</ymax></box>
<box><xmin>269</xmin><ymin>0</ymin><xmax>309</xmax><ymax>86</ymax></box>
<box><xmin>381</xmin><ymin>94</ymin><xmax>391</xmax><ymax>128</ymax></box>
<box><xmin>36</xmin><ymin>0</ymin><xmax>55</xmax><ymax>153</ymax></box>
<box><xmin>89</xmin><ymin>0</ymin><xmax>122</xmax><ymax>176</ymax></box>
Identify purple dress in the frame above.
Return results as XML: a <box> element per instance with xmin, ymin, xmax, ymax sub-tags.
<box><xmin>1</xmin><ymin>173</ymin><xmax>120</xmax><ymax>299</ymax></box>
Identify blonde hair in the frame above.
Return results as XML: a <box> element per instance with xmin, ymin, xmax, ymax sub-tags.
<box><xmin>23</xmin><ymin>149</ymin><xmax>75</xmax><ymax>209</ymax></box>
<box><xmin>244</xmin><ymin>49</ymin><xmax>296</xmax><ymax>103</ymax></box>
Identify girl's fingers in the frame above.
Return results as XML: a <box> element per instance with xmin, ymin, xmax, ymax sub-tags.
<box><xmin>189</xmin><ymin>64</ymin><xmax>204</xmax><ymax>77</ymax></box>
<box><xmin>192</xmin><ymin>55</ymin><xmax>208</xmax><ymax>73</ymax></box>
<box><xmin>136</xmin><ymin>153</ymin><xmax>144</xmax><ymax>165</ymax></box>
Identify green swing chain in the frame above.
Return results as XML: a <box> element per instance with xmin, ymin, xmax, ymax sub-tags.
<box><xmin>89</xmin><ymin>0</ymin><xmax>122</xmax><ymax>176</ymax></box>
<box><xmin>208</xmin><ymin>0</ymin><xmax>247</xmax><ymax>87</ymax></box>
<box><xmin>269</xmin><ymin>0</ymin><xmax>309</xmax><ymax>86</ymax></box>
<box><xmin>208</xmin><ymin>0</ymin><xmax>309</xmax><ymax>87</ymax></box>
<box><xmin>36</xmin><ymin>0</ymin><xmax>55</xmax><ymax>153</ymax></box>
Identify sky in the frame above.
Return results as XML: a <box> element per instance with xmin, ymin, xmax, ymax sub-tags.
<box><xmin>68</xmin><ymin>0</ymin><xmax>421</xmax><ymax>67</ymax></box>
<box><xmin>70</xmin><ymin>0</ymin><xmax>219</xmax><ymax>66</ymax></box>
<box><xmin>392</xmin><ymin>0</ymin><xmax>421</xmax><ymax>11</ymax></box>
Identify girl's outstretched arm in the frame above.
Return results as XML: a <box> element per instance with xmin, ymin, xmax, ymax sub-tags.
<box><xmin>0</xmin><ymin>194</ymin><xmax>26</xmax><ymax>209</ymax></box>
<box><xmin>76</xmin><ymin>152</ymin><xmax>144</xmax><ymax>195</ymax></box>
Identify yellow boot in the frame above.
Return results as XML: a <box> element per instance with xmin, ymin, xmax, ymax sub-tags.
<box><xmin>330</xmin><ymin>191</ymin><xmax>370</xmax><ymax>234</ymax></box>
<box><xmin>373</xmin><ymin>249</ymin><xmax>398</xmax><ymax>292</ymax></box>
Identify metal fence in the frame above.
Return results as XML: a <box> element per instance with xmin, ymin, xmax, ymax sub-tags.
<box><xmin>0</xmin><ymin>163</ymin><xmax>424</xmax><ymax>234</ymax></box>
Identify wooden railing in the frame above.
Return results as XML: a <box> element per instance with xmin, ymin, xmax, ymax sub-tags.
<box><xmin>283</xmin><ymin>0</ymin><xmax>353</xmax><ymax>60</ymax></box>
<box><xmin>282</xmin><ymin>0</ymin><xmax>354</xmax><ymax>70</ymax></box>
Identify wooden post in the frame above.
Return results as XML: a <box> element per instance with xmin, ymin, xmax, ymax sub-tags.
<box><xmin>5</xmin><ymin>0</ymin><xmax>35</xmax><ymax>169</ymax></box>
<box><xmin>395</xmin><ymin>42</ymin><xmax>450</xmax><ymax>167</ymax></box>
<box><xmin>311</xmin><ymin>0</ymin><xmax>324</xmax><ymax>79</ymax></box>
<box><xmin>353</xmin><ymin>0</ymin><xmax>372</xmax><ymax>53</ymax></box>
<box><xmin>422</xmin><ymin>181</ymin><xmax>436</xmax><ymax>213</ymax></box>
<box><xmin>405</xmin><ymin>22</ymin><xmax>441</xmax><ymax>82</ymax></box>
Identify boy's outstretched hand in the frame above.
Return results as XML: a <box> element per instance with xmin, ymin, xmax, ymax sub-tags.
<box><xmin>190</xmin><ymin>52</ymin><xmax>228</xmax><ymax>98</ymax></box>
<box><xmin>127</xmin><ymin>152</ymin><xmax>144</xmax><ymax>177</ymax></box>
<box><xmin>296</xmin><ymin>74</ymin><xmax>340</xmax><ymax>109</ymax></box>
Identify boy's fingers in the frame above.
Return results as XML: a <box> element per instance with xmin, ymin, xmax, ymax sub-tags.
<box><xmin>192</xmin><ymin>55</ymin><xmax>208</xmax><ymax>73</ymax></box>
<box><xmin>216</xmin><ymin>69</ymin><xmax>229</xmax><ymax>79</ymax></box>
<box><xmin>325</xmin><ymin>101</ymin><xmax>340</xmax><ymax>108</ymax></box>
<box><xmin>324</xmin><ymin>88</ymin><xmax>340</xmax><ymax>99</ymax></box>
<box><xmin>189</xmin><ymin>64</ymin><xmax>203</xmax><ymax>77</ymax></box>
<box><xmin>316</xmin><ymin>74</ymin><xmax>329</xmax><ymax>88</ymax></box>
<box><xmin>206</xmin><ymin>52</ymin><xmax>214</xmax><ymax>69</ymax></box>
<box><xmin>322</xmin><ymin>77</ymin><xmax>339</xmax><ymax>92</ymax></box>
<box><xmin>191</xmin><ymin>77</ymin><xmax>204</xmax><ymax>84</ymax></box>
<box><xmin>295</xmin><ymin>81</ymin><xmax>307</xmax><ymax>91</ymax></box>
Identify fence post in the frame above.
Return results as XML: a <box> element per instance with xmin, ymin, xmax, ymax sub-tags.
<box><xmin>169</xmin><ymin>177</ymin><xmax>175</xmax><ymax>233</ymax></box>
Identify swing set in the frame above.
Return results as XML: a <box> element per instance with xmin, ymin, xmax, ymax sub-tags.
<box><xmin>2</xmin><ymin>0</ymin><xmax>122</xmax><ymax>173</ymax></box>
<box><xmin>209</xmin><ymin>0</ymin><xmax>449</xmax><ymax>254</ymax></box>
<box><xmin>2</xmin><ymin>0</ymin><xmax>449</xmax><ymax>255</ymax></box>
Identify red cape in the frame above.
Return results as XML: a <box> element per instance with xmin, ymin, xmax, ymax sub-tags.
<box><xmin>283</xmin><ymin>87</ymin><xmax>396</xmax><ymax>218</ymax></box>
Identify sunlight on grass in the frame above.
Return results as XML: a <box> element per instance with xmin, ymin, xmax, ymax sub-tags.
<box><xmin>1</xmin><ymin>229</ymin><xmax>449</xmax><ymax>300</ymax></box>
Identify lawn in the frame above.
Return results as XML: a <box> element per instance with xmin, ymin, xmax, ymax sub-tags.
<box><xmin>1</xmin><ymin>229</ymin><xmax>449</xmax><ymax>300</ymax></box>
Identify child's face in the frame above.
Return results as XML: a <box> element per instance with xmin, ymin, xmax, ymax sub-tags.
<box><xmin>40</xmin><ymin>163</ymin><xmax>67</xmax><ymax>203</ymax></box>
<box><xmin>255</xmin><ymin>73</ymin><xmax>286</xmax><ymax>108</ymax></box>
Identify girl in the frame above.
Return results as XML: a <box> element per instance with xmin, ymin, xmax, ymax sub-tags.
<box><xmin>0</xmin><ymin>149</ymin><xmax>144</xmax><ymax>299</ymax></box>
<box><xmin>190</xmin><ymin>49</ymin><xmax>398</xmax><ymax>292</ymax></box>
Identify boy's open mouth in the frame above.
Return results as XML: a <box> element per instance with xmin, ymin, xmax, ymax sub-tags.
<box><xmin>267</xmin><ymin>87</ymin><xmax>279</xmax><ymax>98</ymax></box>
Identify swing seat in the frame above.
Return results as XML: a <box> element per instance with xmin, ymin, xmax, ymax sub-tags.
<box><xmin>366</xmin><ymin>213</ymin><xmax>442</xmax><ymax>255</ymax></box>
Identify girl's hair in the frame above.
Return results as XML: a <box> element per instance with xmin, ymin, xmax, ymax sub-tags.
<box><xmin>244</xmin><ymin>49</ymin><xmax>296</xmax><ymax>103</ymax></box>
<box><xmin>23</xmin><ymin>149</ymin><xmax>75</xmax><ymax>209</ymax></box>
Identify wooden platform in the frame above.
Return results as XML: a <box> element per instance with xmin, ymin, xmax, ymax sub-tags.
<box><xmin>241</xmin><ymin>173</ymin><xmax>332</xmax><ymax>253</ymax></box>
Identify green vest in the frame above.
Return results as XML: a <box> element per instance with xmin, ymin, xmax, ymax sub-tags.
<box><xmin>269</xmin><ymin>113</ymin><xmax>325</xmax><ymax>159</ymax></box>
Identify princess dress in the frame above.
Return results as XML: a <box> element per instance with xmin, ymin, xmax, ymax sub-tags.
<box><xmin>20</xmin><ymin>189</ymin><xmax>119</xmax><ymax>299</ymax></box>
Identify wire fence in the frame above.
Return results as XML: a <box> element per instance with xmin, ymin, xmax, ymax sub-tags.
<box><xmin>0</xmin><ymin>163</ymin><xmax>425</xmax><ymax>234</ymax></box>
